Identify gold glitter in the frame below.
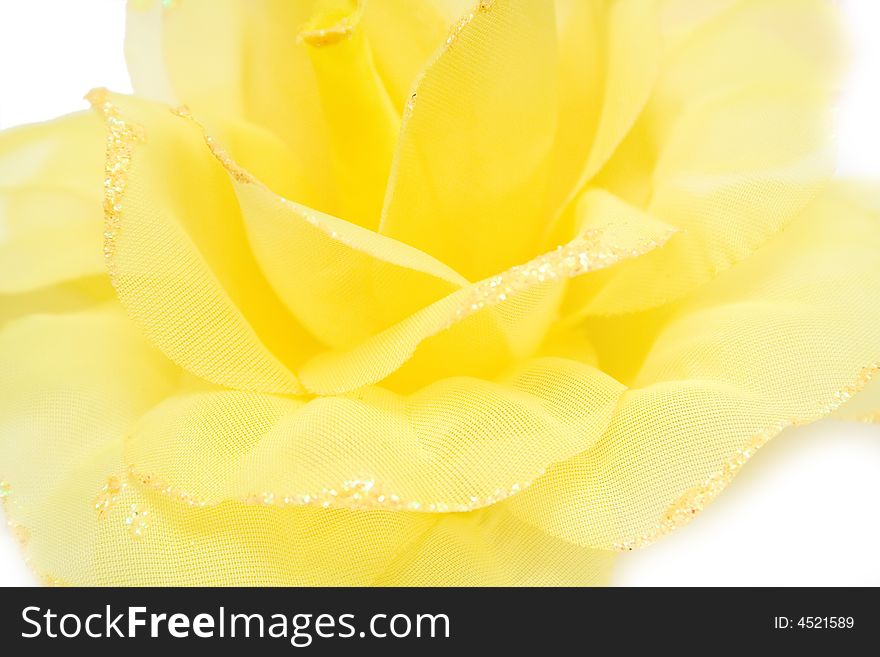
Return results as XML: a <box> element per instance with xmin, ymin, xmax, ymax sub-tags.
<box><xmin>299</xmin><ymin>24</ymin><xmax>355</xmax><ymax>47</ymax></box>
<box><xmin>614</xmin><ymin>363</ymin><xmax>880</xmax><ymax>551</ymax></box>
<box><xmin>87</xmin><ymin>88</ymin><xmax>145</xmax><ymax>284</ymax></box>
<box><xmin>444</xmin><ymin>0</ymin><xmax>496</xmax><ymax>48</ymax></box>
<box><xmin>127</xmin><ymin>465</ymin><xmax>541</xmax><ymax>513</ymax></box>
<box><xmin>170</xmin><ymin>105</ymin><xmax>256</xmax><ymax>184</ymax></box>
<box><xmin>298</xmin><ymin>1</ymin><xmax>364</xmax><ymax>48</ymax></box>
<box><xmin>276</xmin><ymin>196</ymin><xmax>360</xmax><ymax>248</ymax></box>
<box><xmin>6</xmin><ymin>517</ymin><xmax>30</xmax><ymax>547</ymax></box>
<box><xmin>0</xmin><ymin>481</ymin><xmax>10</xmax><ymax>499</ymax></box>
<box><xmin>450</xmin><ymin>229</ymin><xmax>674</xmax><ymax>327</ymax></box>
<box><xmin>124</xmin><ymin>504</ymin><xmax>149</xmax><ymax>538</ymax></box>
<box><xmin>404</xmin><ymin>92</ymin><xmax>417</xmax><ymax>118</ymax></box>
<box><xmin>127</xmin><ymin>466</ymin><xmax>207</xmax><ymax>508</ymax></box>
<box><xmin>398</xmin><ymin>2</ymin><xmax>497</xmax><ymax>127</ymax></box>
<box><xmin>169</xmin><ymin>104</ymin><xmax>191</xmax><ymax>118</ymax></box>
<box><xmin>94</xmin><ymin>475</ymin><xmax>125</xmax><ymax>518</ymax></box>
<box><xmin>204</xmin><ymin>135</ymin><xmax>256</xmax><ymax>183</ymax></box>
<box><xmin>446</xmin><ymin>11</ymin><xmax>475</xmax><ymax>47</ymax></box>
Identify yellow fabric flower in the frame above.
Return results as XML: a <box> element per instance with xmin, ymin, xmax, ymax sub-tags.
<box><xmin>1</xmin><ymin>0</ymin><xmax>878</xmax><ymax>585</ymax></box>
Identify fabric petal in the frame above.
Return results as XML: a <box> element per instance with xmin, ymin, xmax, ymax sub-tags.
<box><xmin>378</xmin><ymin>0</ymin><xmax>559</xmax><ymax>280</ymax></box>
<box><xmin>835</xmin><ymin>377</ymin><xmax>880</xmax><ymax>423</ymax></box>
<box><xmin>561</xmin><ymin>188</ymin><xmax>678</xmax><ymax>322</ymax></box>
<box><xmin>546</xmin><ymin>0</ymin><xmax>661</xmax><ymax>235</ymax></box>
<box><xmin>0</xmin><ymin>308</ymin><xmax>471</xmax><ymax>585</ymax></box>
<box><xmin>0</xmin><ymin>112</ymin><xmax>106</xmax><ymax>293</ymax></box>
<box><xmin>125</xmin><ymin>0</ymin><xmax>311</xmax><ymax>146</ymax></box>
<box><xmin>577</xmin><ymin>0</ymin><xmax>661</xmax><ymax>183</ymax></box>
<box><xmin>0</xmin><ymin>313</ymin><xmax>611</xmax><ymax>585</ymax></box>
<box><xmin>299</xmin><ymin>211</ymin><xmax>675</xmax><ymax>394</ymax></box>
<box><xmin>363</xmin><ymin>0</ymin><xmax>472</xmax><ymax>109</ymax></box>
<box><xmin>0</xmin><ymin>279</ymin><xmax>114</xmax><ymax>328</ymax></box>
<box><xmin>168</xmin><ymin>107</ymin><xmax>474</xmax><ymax>354</ymax></box>
<box><xmin>0</xmin><ymin>309</ymin><xmax>434</xmax><ymax>586</ymax></box>
<box><xmin>94</xmin><ymin>92</ymin><xmax>670</xmax><ymax>397</ymax></box>
<box><xmin>228</xmin><ymin>172</ymin><xmax>468</xmax><ymax>350</ymax></box>
<box><xmin>0</xmin><ymin>309</ymin><xmax>177</xmax><ymax>583</ymax></box>
<box><xmin>577</xmin><ymin>0</ymin><xmax>844</xmax><ymax>315</ymax></box>
<box><xmin>124</xmin><ymin>358</ymin><xmax>624</xmax><ymax>512</ymax></box>
<box><xmin>508</xmin><ymin>182</ymin><xmax>880</xmax><ymax>549</ymax></box>
<box><xmin>90</xmin><ymin>90</ymin><xmax>317</xmax><ymax>395</ymax></box>
<box><xmin>374</xmin><ymin>506</ymin><xmax>614</xmax><ymax>586</ymax></box>
<box><xmin>297</xmin><ymin>0</ymin><xmax>399</xmax><ymax>228</ymax></box>
<box><xmin>125</xmin><ymin>0</ymin><xmax>465</xmax><ymax>226</ymax></box>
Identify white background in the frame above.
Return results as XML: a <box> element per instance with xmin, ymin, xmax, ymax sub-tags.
<box><xmin>1</xmin><ymin>0</ymin><xmax>879</xmax><ymax>586</ymax></box>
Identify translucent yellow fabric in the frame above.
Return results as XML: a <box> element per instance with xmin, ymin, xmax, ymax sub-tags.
<box><xmin>567</xmin><ymin>0</ymin><xmax>844</xmax><ymax>316</ymax></box>
<box><xmin>0</xmin><ymin>113</ymin><xmax>106</xmax><ymax>293</ymax></box>
<box><xmin>1</xmin><ymin>0</ymin><xmax>878</xmax><ymax>586</ymax></box>
<box><xmin>508</xmin><ymin>182</ymin><xmax>880</xmax><ymax>549</ymax></box>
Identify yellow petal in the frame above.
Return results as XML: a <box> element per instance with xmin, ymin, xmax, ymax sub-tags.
<box><xmin>125</xmin><ymin>357</ymin><xmax>624</xmax><ymax>512</ymax></box>
<box><xmin>374</xmin><ymin>506</ymin><xmax>614</xmax><ymax>586</ymax></box>
<box><xmin>836</xmin><ymin>377</ymin><xmax>880</xmax><ymax>424</ymax></box>
<box><xmin>561</xmin><ymin>188</ymin><xmax>678</xmax><ymax>323</ymax></box>
<box><xmin>378</xmin><ymin>0</ymin><xmax>559</xmax><ymax>279</ymax></box>
<box><xmin>0</xmin><ymin>113</ymin><xmax>106</xmax><ymax>292</ymax></box>
<box><xmin>94</xmin><ymin>91</ymin><xmax>670</xmax><ymax>398</ymax></box>
<box><xmin>0</xmin><ymin>279</ymin><xmax>114</xmax><ymax>327</ymax></box>
<box><xmin>126</xmin><ymin>0</ymin><xmax>309</xmax><ymax>135</ymax></box>
<box><xmin>581</xmin><ymin>0</ymin><xmax>660</xmax><ymax>181</ymax></box>
<box><xmin>126</xmin><ymin>0</ymin><xmax>462</xmax><ymax>227</ymax></box>
<box><xmin>508</xmin><ymin>182</ymin><xmax>880</xmax><ymax>549</ymax></box>
<box><xmin>89</xmin><ymin>90</ymin><xmax>317</xmax><ymax>395</ymax></box>
<box><xmin>229</xmin><ymin>171</ymin><xmax>467</xmax><ymax>350</ymax></box>
<box><xmin>171</xmin><ymin>107</ymin><xmax>471</xmax><ymax>356</ymax></box>
<box><xmin>821</xmin><ymin>185</ymin><xmax>880</xmax><ymax>426</ymax></box>
<box><xmin>8</xmin><ymin>444</ymin><xmax>437</xmax><ymax>585</ymax></box>
<box><xmin>85</xmin><ymin>489</ymin><xmax>436</xmax><ymax>585</ymax></box>
<box><xmin>126</xmin><ymin>0</ymin><xmax>328</xmax><ymax>218</ymax></box>
<box><xmin>0</xmin><ymin>313</ymin><xmax>610</xmax><ymax>585</ymax></box>
<box><xmin>547</xmin><ymin>0</ymin><xmax>661</xmax><ymax>233</ymax></box>
<box><xmin>657</xmin><ymin>0</ymin><xmax>740</xmax><ymax>45</ymax></box>
<box><xmin>545</xmin><ymin>0</ymin><xmax>601</xmax><ymax>221</ymax></box>
<box><xmin>0</xmin><ymin>308</ymin><xmax>176</xmax><ymax>581</ymax></box>
<box><xmin>298</xmin><ymin>0</ymin><xmax>399</xmax><ymax>228</ymax></box>
<box><xmin>580</xmin><ymin>0</ymin><xmax>844</xmax><ymax>314</ymax></box>
<box><xmin>536</xmin><ymin>322</ymin><xmax>600</xmax><ymax>368</ymax></box>
<box><xmin>0</xmin><ymin>307</ymin><xmax>430</xmax><ymax>585</ymax></box>
<box><xmin>363</xmin><ymin>0</ymin><xmax>472</xmax><ymax>109</ymax></box>
<box><xmin>0</xmin><ymin>305</ymin><xmax>422</xmax><ymax>585</ymax></box>
<box><xmin>300</xmin><ymin>213</ymin><xmax>674</xmax><ymax>394</ymax></box>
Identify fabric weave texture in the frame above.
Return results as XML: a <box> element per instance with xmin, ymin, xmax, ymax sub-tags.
<box><xmin>0</xmin><ymin>0</ymin><xmax>878</xmax><ymax>585</ymax></box>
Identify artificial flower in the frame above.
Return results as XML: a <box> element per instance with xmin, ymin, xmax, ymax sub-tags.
<box><xmin>1</xmin><ymin>0</ymin><xmax>878</xmax><ymax>585</ymax></box>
